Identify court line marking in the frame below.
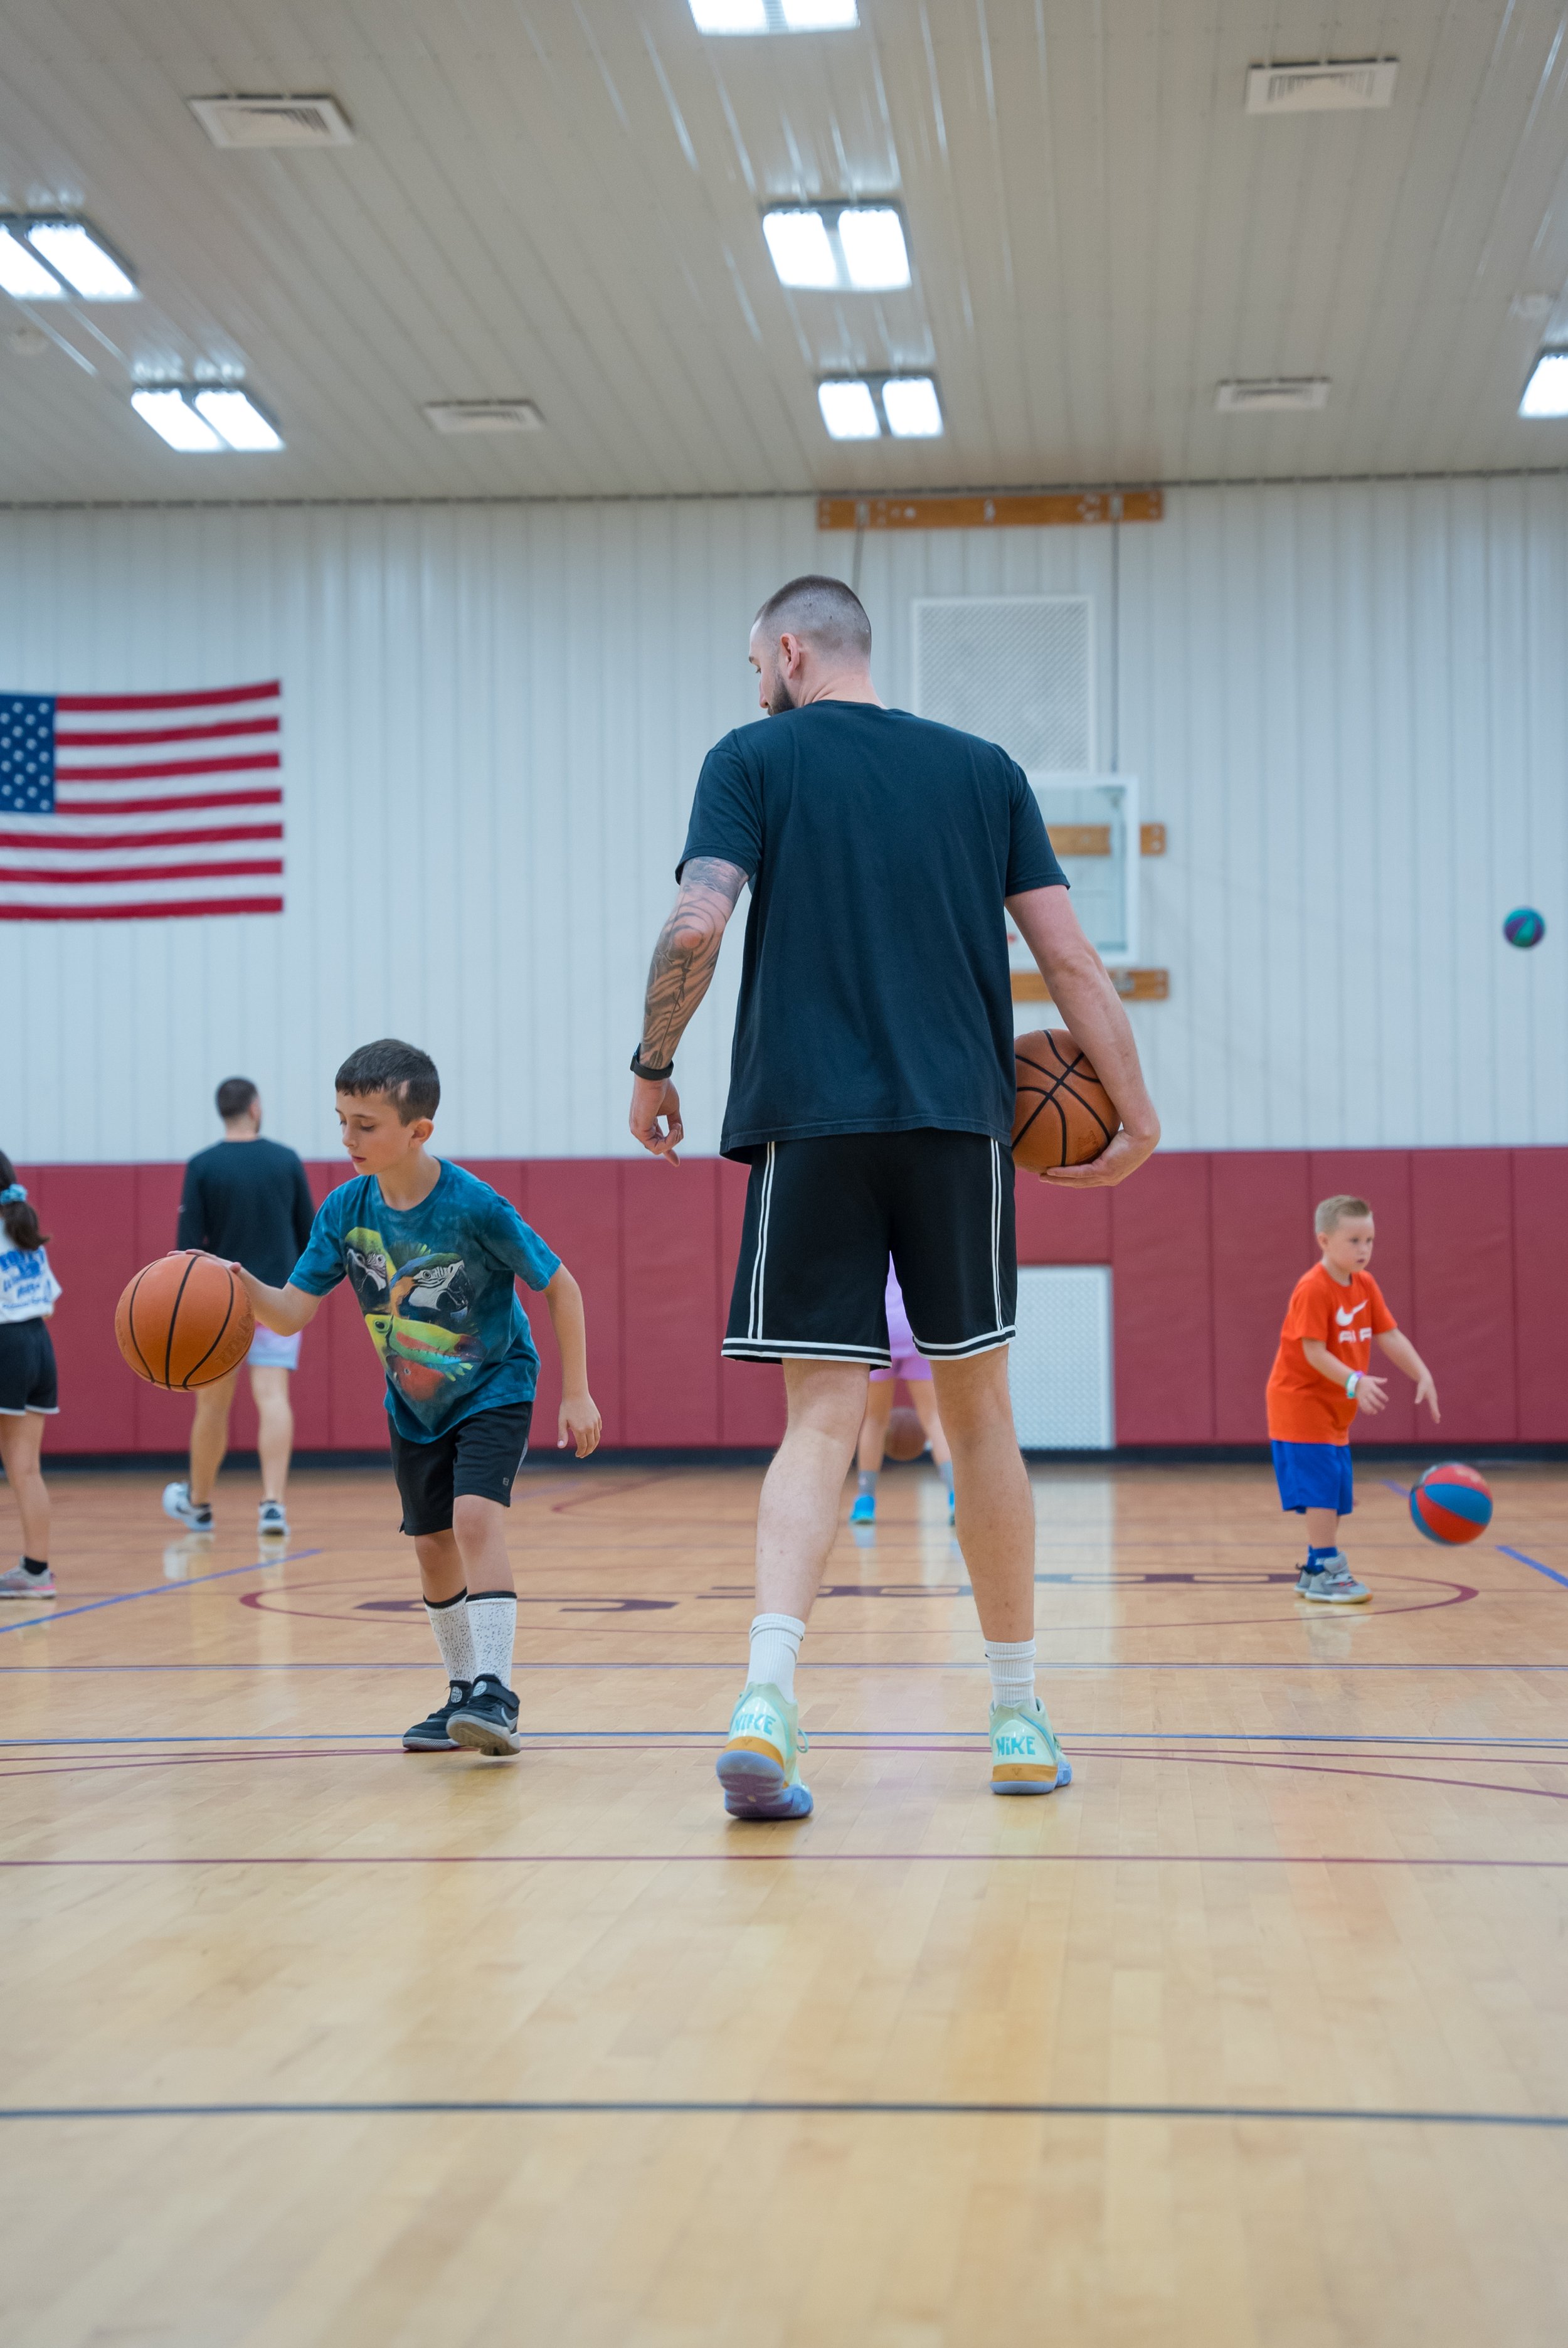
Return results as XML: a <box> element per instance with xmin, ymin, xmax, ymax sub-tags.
<box><xmin>1</xmin><ymin>2098</ymin><xmax>1563</xmax><ymax>2129</ymax></box>
<box><xmin>4</xmin><ymin>1730</ymin><xmax>1568</xmax><ymax>1749</ymax></box>
<box><xmin>3</xmin><ymin>1852</ymin><xmax>1565</xmax><ymax>1871</ymax></box>
<box><xmin>1497</xmin><ymin>1545</ymin><xmax>1568</xmax><ymax>1589</ymax></box>
<box><xmin>0</xmin><ymin>1550</ymin><xmax>322</xmax><ymax>1635</ymax></box>
<box><xmin>7</xmin><ymin>1660</ymin><xmax>1568</xmax><ymax>1674</ymax></box>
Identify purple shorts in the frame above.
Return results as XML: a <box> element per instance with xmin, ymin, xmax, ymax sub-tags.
<box><xmin>869</xmin><ymin>1352</ymin><xmax>932</xmax><ymax>1385</ymax></box>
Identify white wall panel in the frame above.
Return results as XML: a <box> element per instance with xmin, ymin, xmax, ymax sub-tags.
<box><xmin>1</xmin><ymin>478</ymin><xmax>1564</xmax><ymax>1164</ymax></box>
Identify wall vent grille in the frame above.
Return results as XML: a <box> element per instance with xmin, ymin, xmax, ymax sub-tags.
<box><xmin>423</xmin><ymin>400</ymin><xmax>544</xmax><ymax>435</ymax></box>
<box><xmin>1246</xmin><ymin>60</ymin><xmax>1397</xmax><ymax>114</ymax></box>
<box><xmin>188</xmin><ymin>95</ymin><xmax>354</xmax><ymax>149</ymax></box>
<box><xmin>1216</xmin><ymin>378</ymin><xmax>1330</xmax><ymax>413</ymax></box>
<box><xmin>913</xmin><ymin>595</ymin><xmax>1092</xmax><ymax>771</ymax></box>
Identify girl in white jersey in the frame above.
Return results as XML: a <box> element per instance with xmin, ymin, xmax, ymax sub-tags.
<box><xmin>0</xmin><ymin>1151</ymin><xmax>61</xmax><ymax>1598</ymax></box>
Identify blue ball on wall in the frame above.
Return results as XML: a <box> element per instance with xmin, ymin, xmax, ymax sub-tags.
<box><xmin>1503</xmin><ymin>908</ymin><xmax>1545</xmax><ymax>948</ymax></box>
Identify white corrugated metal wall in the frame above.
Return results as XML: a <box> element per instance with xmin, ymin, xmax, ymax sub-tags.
<box><xmin>2</xmin><ymin>479</ymin><xmax>1562</xmax><ymax>1162</ymax></box>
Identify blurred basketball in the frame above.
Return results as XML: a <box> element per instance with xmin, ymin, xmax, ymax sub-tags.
<box><xmin>115</xmin><ymin>1251</ymin><xmax>254</xmax><ymax>1389</ymax></box>
<box><xmin>1503</xmin><ymin>906</ymin><xmax>1545</xmax><ymax>948</ymax></box>
<box><xmin>884</xmin><ymin>1405</ymin><xmax>926</xmax><ymax>1462</ymax></box>
<box><xmin>1012</xmin><ymin>1028</ymin><xmax>1118</xmax><ymax>1172</ymax></box>
<box><xmin>1409</xmin><ymin>1462</ymin><xmax>1493</xmax><ymax>1546</ymax></box>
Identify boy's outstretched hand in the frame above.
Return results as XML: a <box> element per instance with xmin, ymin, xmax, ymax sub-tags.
<box><xmin>1352</xmin><ymin>1374</ymin><xmax>1389</xmax><ymax>1416</ymax></box>
<box><xmin>558</xmin><ymin>1390</ymin><xmax>602</xmax><ymax>1457</ymax></box>
<box><xmin>1414</xmin><ymin>1368</ymin><xmax>1441</xmax><ymax>1421</ymax></box>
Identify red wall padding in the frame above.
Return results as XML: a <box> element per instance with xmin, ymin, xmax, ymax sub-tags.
<box><xmin>15</xmin><ymin>1149</ymin><xmax>1568</xmax><ymax>1453</ymax></box>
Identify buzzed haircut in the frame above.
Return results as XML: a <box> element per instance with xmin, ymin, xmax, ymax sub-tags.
<box><xmin>1315</xmin><ymin>1194</ymin><xmax>1372</xmax><ymax>1236</ymax></box>
<box><xmin>753</xmin><ymin>573</ymin><xmax>872</xmax><ymax>659</ymax></box>
<box><xmin>335</xmin><ymin>1038</ymin><xmax>440</xmax><ymax>1124</ymax></box>
<box><xmin>215</xmin><ymin>1076</ymin><xmax>258</xmax><ymax>1122</ymax></box>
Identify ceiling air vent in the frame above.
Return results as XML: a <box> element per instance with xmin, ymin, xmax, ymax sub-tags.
<box><xmin>1216</xmin><ymin>378</ymin><xmax>1330</xmax><ymax>414</ymax></box>
<box><xmin>188</xmin><ymin>95</ymin><xmax>354</xmax><ymax>149</ymax></box>
<box><xmin>1246</xmin><ymin>60</ymin><xmax>1397</xmax><ymax>114</ymax></box>
<box><xmin>423</xmin><ymin>400</ymin><xmax>544</xmax><ymax>435</ymax></box>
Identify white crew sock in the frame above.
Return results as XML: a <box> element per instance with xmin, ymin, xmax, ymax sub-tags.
<box><xmin>467</xmin><ymin>1591</ymin><xmax>518</xmax><ymax>1691</ymax></box>
<box><xmin>985</xmin><ymin>1637</ymin><xmax>1037</xmax><ymax>1711</ymax></box>
<box><xmin>748</xmin><ymin>1613</ymin><xmax>805</xmax><ymax>1702</ymax></box>
<box><xmin>424</xmin><ymin>1589</ymin><xmax>476</xmax><ymax>1686</ymax></box>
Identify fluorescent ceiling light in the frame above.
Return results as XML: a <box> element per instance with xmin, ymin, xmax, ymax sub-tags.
<box><xmin>689</xmin><ymin>0</ymin><xmax>768</xmax><ymax>26</ymax></box>
<box><xmin>836</xmin><ymin>207</ymin><xmax>909</xmax><ymax>290</ymax></box>
<box><xmin>818</xmin><ymin>380</ymin><xmax>881</xmax><ymax>439</ymax></box>
<box><xmin>764</xmin><ymin>210</ymin><xmax>838</xmax><ymax>289</ymax></box>
<box><xmin>881</xmin><ymin>375</ymin><xmax>942</xmax><ymax>436</ymax></box>
<box><xmin>132</xmin><ymin>389</ymin><xmax>226</xmax><ymax>452</ymax></box>
<box><xmin>763</xmin><ymin>202</ymin><xmax>912</xmax><ymax>294</ymax></box>
<box><xmin>25</xmin><ymin>221</ymin><xmax>137</xmax><ymax>300</ymax></box>
<box><xmin>133</xmin><ymin>383</ymin><xmax>284</xmax><ymax>452</ymax></box>
<box><xmin>690</xmin><ymin>0</ymin><xmax>856</xmax><ymax>26</ymax></box>
<box><xmin>193</xmin><ymin>387</ymin><xmax>284</xmax><ymax>450</ymax></box>
<box><xmin>1520</xmin><ymin>351</ymin><xmax>1568</xmax><ymax>417</ymax></box>
<box><xmin>781</xmin><ymin>0</ymin><xmax>858</xmax><ymax>24</ymax></box>
<box><xmin>0</xmin><ymin>228</ymin><xmax>66</xmax><ymax>299</ymax></box>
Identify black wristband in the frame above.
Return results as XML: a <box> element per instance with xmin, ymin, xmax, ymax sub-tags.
<box><xmin>630</xmin><ymin>1046</ymin><xmax>675</xmax><ymax>1082</ymax></box>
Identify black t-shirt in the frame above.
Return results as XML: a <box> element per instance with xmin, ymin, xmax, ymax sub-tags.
<box><xmin>176</xmin><ymin>1137</ymin><xmax>316</xmax><ymax>1288</ymax></box>
<box><xmin>679</xmin><ymin>700</ymin><xmax>1066</xmax><ymax>1160</ymax></box>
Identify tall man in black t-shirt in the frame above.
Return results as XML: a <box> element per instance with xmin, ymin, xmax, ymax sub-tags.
<box><xmin>630</xmin><ymin>575</ymin><xmax>1160</xmax><ymax>1821</ymax></box>
<box><xmin>164</xmin><ymin>1077</ymin><xmax>315</xmax><ymax>1541</ymax></box>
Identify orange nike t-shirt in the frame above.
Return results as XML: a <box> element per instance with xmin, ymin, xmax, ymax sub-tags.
<box><xmin>1265</xmin><ymin>1263</ymin><xmax>1397</xmax><ymax>1445</ymax></box>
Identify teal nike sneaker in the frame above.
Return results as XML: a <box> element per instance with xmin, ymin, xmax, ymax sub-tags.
<box><xmin>849</xmin><ymin>1492</ymin><xmax>876</xmax><ymax>1524</ymax></box>
<box><xmin>716</xmin><ymin>1682</ymin><xmax>813</xmax><ymax>1819</ymax></box>
<box><xmin>989</xmin><ymin>1699</ymin><xmax>1073</xmax><ymax>1795</ymax></box>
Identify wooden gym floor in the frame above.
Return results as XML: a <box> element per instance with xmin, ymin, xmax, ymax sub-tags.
<box><xmin>3</xmin><ymin>1457</ymin><xmax>1567</xmax><ymax>2347</ymax></box>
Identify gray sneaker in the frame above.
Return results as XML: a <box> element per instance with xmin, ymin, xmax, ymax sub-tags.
<box><xmin>162</xmin><ymin>1482</ymin><xmax>213</xmax><ymax>1533</ymax></box>
<box><xmin>1295</xmin><ymin>1551</ymin><xmax>1370</xmax><ymax>1604</ymax></box>
<box><xmin>0</xmin><ymin>1563</ymin><xmax>54</xmax><ymax>1599</ymax></box>
<box><xmin>257</xmin><ymin>1500</ymin><xmax>289</xmax><ymax>1539</ymax></box>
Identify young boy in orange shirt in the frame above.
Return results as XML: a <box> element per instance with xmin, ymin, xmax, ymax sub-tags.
<box><xmin>1265</xmin><ymin>1193</ymin><xmax>1440</xmax><ymax>1603</ymax></box>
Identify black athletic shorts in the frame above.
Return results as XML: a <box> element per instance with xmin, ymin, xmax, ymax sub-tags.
<box><xmin>389</xmin><ymin>1398</ymin><xmax>533</xmax><ymax>1537</ymax></box>
<box><xmin>723</xmin><ymin>1130</ymin><xmax>1015</xmax><ymax>1366</ymax></box>
<box><xmin>0</xmin><ymin>1319</ymin><xmax>58</xmax><ymax>1415</ymax></box>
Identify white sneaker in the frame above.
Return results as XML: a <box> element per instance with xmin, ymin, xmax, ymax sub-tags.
<box><xmin>1295</xmin><ymin>1551</ymin><xmax>1370</xmax><ymax>1603</ymax></box>
<box><xmin>161</xmin><ymin>1482</ymin><xmax>213</xmax><ymax>1533</ymax></box>
<box><xmin>258</xmin><ymin>1500</ymin><xmax>289</xmax><ymax>1539</ymax></box>
<box><xmin>0</xmin><ymin>1563</ymin><xmax>54</xmax><ymax>1599</ymax></box>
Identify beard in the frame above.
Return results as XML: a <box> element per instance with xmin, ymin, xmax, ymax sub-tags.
<box><xmin>761</xmin><ymin>657</ymin><xmax>801</xmax><ymax>715</ymax></box>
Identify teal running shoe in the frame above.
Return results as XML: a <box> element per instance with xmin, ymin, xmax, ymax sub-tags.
<box><xmin>716</xmin><ymin>1682</ymin><xmax>812</xmax><ymax>1819</ymax></box>
<box><xmin>989</xmin><ymin>1699</ymin><xmax>1073</xmax><ymax>1796</ymax></box>
<box><xmin>849</xmin><ymin>1492</ymin><xmax>876</xmax><ymax>1524</ymax></box>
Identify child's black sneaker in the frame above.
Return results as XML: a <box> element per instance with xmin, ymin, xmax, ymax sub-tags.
<box><xmin>402</xmin><ymin>1680</ymin><xmax>472</xmax><ymax>1751</ymax></box>
<box><xmin>447</xmin><ymin>1673</ymin><xmax>523</xmax><ymax>1757</ymax></box>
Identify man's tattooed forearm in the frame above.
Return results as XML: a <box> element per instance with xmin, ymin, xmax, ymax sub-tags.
<box><xmin>638</xmin><ymin>859</ymin><xmax>746</xmax><ymax>1066</ymax></box>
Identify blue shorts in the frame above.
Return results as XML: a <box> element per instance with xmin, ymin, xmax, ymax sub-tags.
<box><xmin>1271</xmin><ymin>1440</ymin><xmax>1353</xmax><ymax>1517</ymax></box>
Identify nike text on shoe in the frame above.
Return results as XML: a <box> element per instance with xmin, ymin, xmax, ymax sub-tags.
<box><xmin>161</xmin><ymin>1482</ymin><xmax>213</xmax><ymax>1534</ymax></box>
<box><xmin>990</xmin><ymin>1701</ymin><xmax>1074</xmax><ymax>1795</ymax></box>
<box><xmin>0</xmin><ymin>1563</ymin><xmax>55</xmax><ymax>1599</ymax></box>
<box><xmin>403</xmin><ymin>1681</ymin><xmax>472</xmax><ymax>1751</ymax></box>
<box><xmin>716</xmin><ymin>1683</ymin><xmax>813</xmax><ymax>1820</ymax></box>
<box><xmin>447</xmin><ymin>1673</ymin><xmax>523</xmax><ymax>1756</ymax></box>
<box><xmin>257</xmin><ymin>1500</ymin><xmax>289</xmax><ymax>1539</ymax></box>
<box><xmin>1295</xmin><ymin>1551</ymin><xmax>1370</xmax><ymax>1604</ymax></box>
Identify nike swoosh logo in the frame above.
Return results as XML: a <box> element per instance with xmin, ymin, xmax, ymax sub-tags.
<box><xmin>1335</xmin><ymin>1303</ymin><xmax>1367</xmax><ymax>1325</ymax></box>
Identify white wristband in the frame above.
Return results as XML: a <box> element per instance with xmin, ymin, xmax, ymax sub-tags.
<box><xmin>1345</xmin><ymin>1372</ymin><xmax>1360</xmax><ymax>1398</ymax></box>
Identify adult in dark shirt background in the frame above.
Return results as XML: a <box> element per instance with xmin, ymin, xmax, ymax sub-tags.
<box><xmin>628</xmin><ymin>573</ymin><xmax>1160</xmax><ymax>1823</ymax></box>
<box><xmin>164</xmin><ymin>1076</ymin><xmax>315</xmax><ymax>1541</ymax></box>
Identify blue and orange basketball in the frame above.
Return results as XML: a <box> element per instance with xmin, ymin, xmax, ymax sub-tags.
<box><xmin>1409</xmin><ymin>1463</ymin><xmax>1493</xmax><ymax>1545</ymax></box>
<box><xmin>1503</xmin><ymin>907</ymin><xmax>1545</xmax><ymax>948</ymax></box>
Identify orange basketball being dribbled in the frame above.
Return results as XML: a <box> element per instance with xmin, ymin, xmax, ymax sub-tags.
<box><xmin>115</xmin><ymin>1251</ymin><xmax>255</xmax><ymax>1389</ymax></box>
<box><xmin>1012</xmin><ymin>1028</ymin><xmax>1118</xmax><ymax>1172</ymax></box>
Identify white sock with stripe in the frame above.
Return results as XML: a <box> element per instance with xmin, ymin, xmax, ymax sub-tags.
<box><xmin>748</xmin><ymin>1613</ymin><xmax>805</xmax><ymax>1701</ymax></box>
<box><xmin>985</xmin><ymin>1637</ymin><xmax>1037</xmax><ymax>1711</ymax></box>
<box><xmin>423</xmin><ymin>1590</ymin><xmax>475</xmax><ymax>1687</ymax></box>
<box><xmin>467</xmin><ymin>1591</ymin><xmax>518</xmax><ymax>1691</ymax></box>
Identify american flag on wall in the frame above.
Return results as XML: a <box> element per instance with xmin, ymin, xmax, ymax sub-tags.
<box><xmin>0</xmin><ymin>679</ymin><xmax>282</xmax><ymax>922</ymax></box>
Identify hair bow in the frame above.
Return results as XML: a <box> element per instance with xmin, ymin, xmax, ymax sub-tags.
<box><xmin>0</xmin><ymin>1184</ymin><xmax>27</xmax><ymax>1204</ymax></box>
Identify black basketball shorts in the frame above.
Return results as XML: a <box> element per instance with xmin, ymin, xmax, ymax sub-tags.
<box><xmin>389</xmin><ymin>1398</ymin><xmax>534</xmax><ymax>1537</ymax></box>
<box><xmin>0</xmin><ymin>1319</ymin><xmax>59</xmax><ymax>1415</ymax></box>
<box><xmin>723</xmin><ymin>1130</ymin><xmax>1016</xmax><ymax>1367</ymax></box>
